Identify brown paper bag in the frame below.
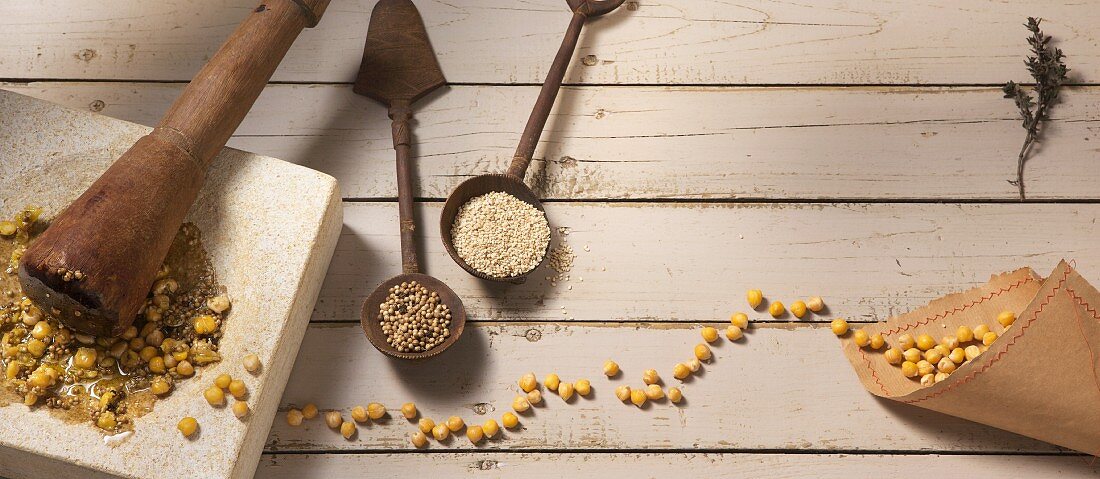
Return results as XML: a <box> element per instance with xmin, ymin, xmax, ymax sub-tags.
<box><xmin>841</xmin><ymin>261</ymin><xmax>1100</xmax><ymax>455</ymax></box>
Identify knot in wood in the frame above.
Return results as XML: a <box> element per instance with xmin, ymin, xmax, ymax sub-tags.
<box><xmin>525</xmin><ymin>328</ymin><xmax>542</xmax><ymax>342</ymax></box>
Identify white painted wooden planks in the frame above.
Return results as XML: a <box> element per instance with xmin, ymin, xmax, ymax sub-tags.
<box><xmin>310</xmin><ymin>202</ymin><xmax>1100</xmax><ymax>324</ymax></box>
<box><xmin>256</xmin><ymin>452</ymin><xmax>1100</xmax><ymax>478</ymax></box>
<box><xmin>1</xmin><ymin>1</ymin><xmax>1098</xmax><ymax>85</ymax></box>
<box><xmin>7</xmin><ymin>83</ymin><xmax>1100</xmax><ymax>201</ymax></box>
<box><xmin>268</xmin><ymin>323</ymin><xmax>1062</xmax><ymax>453</ymax></box>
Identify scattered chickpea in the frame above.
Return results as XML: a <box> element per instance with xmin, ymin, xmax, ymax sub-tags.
<box><xmin>208</xmin><ymin>295</ymin><xmax>231</xmax><ymax>313</ymax></box>
<box><xmin>233</xmin><ymin>401</ymin><xmax>250</xmax><ymax>419</ymax></box>
<box><xmin>830</xmin><ymin>319</ymin><xmax>849</xmax><ymax>336</ymax></box>
<box><xmin>790</xmin><ymin>301</ymin><xmax>807</xmax><ymax>319</ymax></box>
<box><xmin>964</xmin><ymin>345</ymin><xmax>982</xmax><ymax>361</ymax></box>
<box><xmin>558</xmin><ymin>382</ymin><xmax>575</xmax><ymax>401</ymax></box>
<box><xmin>937</xmin><ymin>358</ymin><xmax>957</xmax><ymax>374</ymax></box>
<box><xmin>901</xmin><ymin>361</ymin><xmax>919</xmax><ymax>378</ymax></box>
<box><xmin>746</xmin><ymin>289</ymin><xmax>763</xmax><ymax>309</ymax></box>
<box><xmin>286</xmin><ymin>409</ymin><xmax>304</xmax><ymax>426</ymax></box>
<box><xmin>806</xmin><ymin>296</ymin><xmax>825</xmax><ymax>313</ymax></box>
<box><xmin>615</xmin><ymin>385</ymin><xmax>632</xmax><ymax>402</ymax></box>
<box><xmin>482</xmin><ymin>419</ymin><xmax>500</xmax><ymax>438</ymax></box>
<box><xmin>916</xmin><ymin>360</ymin><xmax>935</xmax><ymax>376</ymax></box>
<box><xmin>351</xmin><ymin>406</ymin><xmax>369</xmax><ymax>423</ymax></box>
<box><xmin>325</xmin><ymin>411</ymin><xmax>343</xmax><ymax>429</ymax></box>
<box><xmin>701</xmin><ymin>326</ymin><xmax>719</xmax><ymax>343</ymax></box>
<box><xmin>668</xmin><ymin>387</ymin><xmax>683</xmax><ymax>404</ymax></box>
<box><xmin>73</xmin><ymin>347</ymin><xmax>97</xmax><ymax>369</ymax></box>
<box><xmin>644</xmin><ymin>384</ymin><xmax>665</xmax><ymax>400</ymax></box>
<box><xmin>177</xmin><ymin>361</ymin><xmax>195</xmax><ymax>377</ymax></box>
<box><xmin>630</xmin><ymin>388</ymin><xmax>647</xmax><ymax>407</ymax></box>
<box><xmin>228</xmin><ymin>379</ymin><xmax>247</xmax><ymax>399</ymax></box>
<box><xmin>151</xmin><ymin>376</ymin><xmax>172</xmax><ymax>396</ymax></box>
<box><xmin>687</xmin><ymin>358</ymin><xmax>702</xmax><ymax>372</ymax></box>
<box><xmin>982</xmin><ymin>331</ymin><xmax>998</xmax><ymax>346</ymax></box>
<box><xmin>884</xmin><ymin>347</ymin><xmax>903</xmax><ymax>365</ymax></box>
<box><xmin>642</xmin><ymin>369</ymin><xmax>660</xmax><ymax>385</ymax></box>
<box><xmin>518</xmin><ymin>372</ymin><xmax>537</xmax><ymax>393</ymax></box>
<box><xmin>853</xmin><ymin>329</ymin><xmax>870</xmax><ymax>347</ymax></box>
<box><xmin>177</xmin><ymin>417</ymin><xmax>198</xmax><ymax>438</ymax></box>
<box><xmin>446</xmin><ymin>416</ymin><xmax>464</xmax><ymax>432</ymax></box>
<box><xmin>204</xmin><ymin>385</ymin><xmax>226</xmax><ymax>407</ymax></box>
<box><xmin>411</xmin><ymin>431</ymin><xmax>429</xmax><ymax>448</ymax></box>
<box><xmin>768</xmin><ymin>301</ymin><xmax>785</xmax><ymax>318</ymax></box>
<box><xmin>924</xmin><ymin>348</ymin><xmax>943</xmax><ymax>364</ymax></box>
<box><xmin>574</xmin><ymin>379</ymin><xmax>592</xmax><ymax>396</ymax></box>
<box><xmin>214</xmin><ymin>374</ymin><xmax>232</xmax><ymax>389</ymax></box>
<box><xmin>897</xmin><ymin>334</ymin><xmax>915</xmax><ymax>350</ymax></box>
<box><xmin>903</xmin><ymin>348</ymin><xmax>921</xmax><ymax>363</ymax></box>
<box><xmin>973</xmin><ymin>324</ymin><xmax>991</xmax><ymax>339</ymax></box>
<box><xmin>920</xmin><ymin>374</ymin><xmax>936</xmax><ymax>387</ymax></box>
<box><xmin>502</xmin><ymin>412</ymin><xmax>520</xmax><ymax>429</ymax></box>
<box><xmin>527</xmin><ymin>389</ymin><xmax>543</xmax><ymax>405</ymax></box>
<box><xmin>916</xmin><ymin>334</ymin><xmax>936</xmax><ymax>351</ymax></box>
<box><xmin>302</xmin><ymin>403</ymin><xmax>319</xmax><ymax>420</ymax></box>
<box><xmin>694</xmin><ymin>343</ymin><xmax>712</xmax><ymax>361</ymax></box>
<box><xmin>432</xmin><ymin>423</ymin><xmax>450</xmax><ymax>441</ymax></box>
<box><xmin>730</xmin><ymin>312</ymin><xmax>749</xmax><ymax>329</ymax></box>
<box><xmin>949</xmin><ymin>347</ymin><xmax>966</xmax><ymax>364</ymax></box>
<box><xmin>30</xmin><ymin>321</ymin><xmax>51</xmax><ymax>340</ymax></box>
<box><xmin>957</xmin><ymin>325</ymin><xmax>975</xmax><ymax>343</ymax></box>
<box><xmin>512</xmin><ymin>395</ymin><xmax>531</xmax><ymax>412</ymax></box>
<box><xmin>544</xmin><ymin>373</ymin><xmax>561</xmax><ymax>391</ymax></box>
<box><xmin>194</xmin><ymin>315</ymin><xmax>218</xmax><ymax>335</ymax></box>
<box><xmin>243</xmin><ymin>353</ymin><xmax>262</xmax><ymax>373</ymax></box>
<box><xmin>401</xmin><ymin>402</ymin><xmax>417</xmax><ymax>419</ymax></box>
<box><xmin>673</xmin><ymin>363</ymin><xmax>691</xmax><ymax>380</ymax></box>
<box><xmin>418</xmin><ymin>417</ymin><xmax>435</xmax><ymax>434</ymax></box>
<box><xmin>935</xmin><ymin>372</ymin><xmax>950</xmax><ymax>383</ymax></box>
<box><xmin>997</xmin><ymin>310</ymin><xmax>1016</xmax><ymax>327</ymax></box>
<box><xmin>466</xmin><ymin>425</ymin><xmax>485</xmax><ymax>444</ymax></box>
<box><xmin>726</xmin><ymin>325</ymin><xmax>743</xmax><ymax>341</ymax></box>
<box><xmin>869</xmin><ymin>334</ymin><xmax>885</xmax><ymax>350</ymax></box>
<box><xmin>368</xmin><ymin>403</ymin><xmax>386</xmax><ymax>420</ymax></box>
<box><xmin>603</xmin><ymin>360</ymin><xmax>620</xmax><ymax>377</ymax></box>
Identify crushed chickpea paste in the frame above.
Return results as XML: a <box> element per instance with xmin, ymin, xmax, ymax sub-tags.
<box><xmin>0</xmin><ymin>206</ymin><xmax>231</xmax><ymax>433</ymax></box>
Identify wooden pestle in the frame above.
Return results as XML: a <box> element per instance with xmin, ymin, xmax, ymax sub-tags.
<box><xmin>17</xmin><ymin>0</ymin><xmax>330</xmax><ymax>337</ymax></box>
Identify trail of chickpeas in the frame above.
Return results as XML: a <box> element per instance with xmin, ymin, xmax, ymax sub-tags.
<box><xmin>271</xmin><ymin>290</ymin><xmax>832</xmax><ymax>448</ymax></box>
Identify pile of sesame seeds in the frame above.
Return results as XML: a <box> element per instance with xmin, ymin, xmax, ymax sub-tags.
<box><xmin>451</xmin><ymin>191</ymin><xmax>551</xmax><ymax>278</ymax></box>
<box><xmin>378</xmin><ymin>281</ymin><xmax>452</xmax><ymax>353</ymax></box>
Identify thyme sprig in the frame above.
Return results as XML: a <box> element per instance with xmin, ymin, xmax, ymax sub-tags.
<box><xmin>1002</xmin><ymin>17</ymin><xmax>1069</xmax><ymax>200</ymax></box>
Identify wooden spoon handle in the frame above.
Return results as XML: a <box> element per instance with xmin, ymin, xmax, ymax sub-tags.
<box><xmin>507</xmin><ymin>11</ymin><xmax>587</xmax><ymax>179</ymax></box>
<box><xmin>18</xmin><ymin>0</ymin><xmax>329</xmax><ymax>337</ymax></box>
<box><xmin>390</xmin><ymin>101</ymin><xmax>421</xmax><ymax>274</ymax></box>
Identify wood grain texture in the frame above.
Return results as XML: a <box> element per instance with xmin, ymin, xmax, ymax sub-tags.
<box><xmin>2</xmin><ymin>1</ymin><xmax>1099</xmax><ymax>84</ymax></box>
<box><xmin>308</xmin><ymin>202</ymin><xmax>1100</xmax><ymax>324</ymax></box>
<box><xmin>8</xmin><ymin>82</ymin><xmax>1100</xmax><ymax>201</ymax></box>
<box><xmin>256</xmin><ymin>452</ymin><xmax>1100</xmax><ymax>478</ymax></box>
<box><xmin>267</xmin><ymin>322</ymin><xmax>1066</xmax><ymax>453</ymax></box>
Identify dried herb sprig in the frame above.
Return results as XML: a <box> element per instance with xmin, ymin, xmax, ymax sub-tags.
<box><xmin>1002</xmin><ymin>17</ymin><xmax>1069</xmax><ymax>199</ymax></box>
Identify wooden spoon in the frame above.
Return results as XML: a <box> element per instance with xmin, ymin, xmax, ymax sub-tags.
<box><xmin>439</xmin><ymin>0</ymin><xmax>626</xmax><ymax>284</ymax></box>
<box><xmin>355</xmin><ymin>0</ymin><xmax>466</xmax><ymax>360</ymax></box>
<box><xmin>18</xmin><ymin>0</ymin><xmax>330</xmax><ymax>337</ymax></box>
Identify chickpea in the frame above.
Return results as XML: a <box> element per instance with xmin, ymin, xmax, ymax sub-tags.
<box><xmin>151</xmin><ymin>376</ymin><xmax>172</xmax><ymax>395</ymax></box>
<box><xmin>982</xmin><ymin>331</ymin><xmax>998</xmax><ymax>346</ymax></box>
<box><xmin>687</xmin><ymin>358</ymin><xmax>702</xmax><ymax>372</ymax></box>
<box><xmin>915</xmin><ymin>334</ymin><xmax>936</xmax><ymax>351</ymax></box>
<box><xmin>924</xmin><ymin>348</ymin><xmax>943</xmax><ymax>364</ymax></box>
<box><xmin>432</xmin><ymin>423</ymin><xmax>449</xmax><ymax>441</ymax></box>
<box><xmin>615</xmin><ymin>385</ymin><xmax>632</xmax><ymax>402</ymax></box>
<box><xmin>193</xmin><ymin>315</ymin><xmax>218</xmax><ymax>335</ymax></box>
<box><xmin>411</xmin><ymin>431</ymin><xmax>429</xmax><ymax>448</ymax></box>
<box><xmin>30</xmin><ymin>321</ymin><xmax>51</xmax><ymax>340</ymax></box>
<box><xmin>544</xmin><ymin>373</ymin><xmax>561</xmax><ymax>391</ymax></box>
<box><xmin>527</xmin><ymin>389</ymin><xmax>543</xmax><ymax>405</ymax></box>
<box><xmin>997</xmin><ymin>310</ymin><xmax>1016</xmax><ymax>327</ymax></box>
<box><xmin>340</xmin><ymin>421</ymin><xmax>356</xmax><ymax>439</ymax></box>
<box><xmin>204</xmin><ymin>385</ymin><xmax>226</xmax><ymax>406</ymax></box>
<box><xmin>937</xmin><ymin>358</ymin><xmax>957</xmax><ymax>374</ymax></box>
<box><xmin>673</xmin><ymin>363</ymin><xmax>691</xmax><ymax>380</ymax></box>
<box><xmin>351</xmin><ymin>406</ymin><xmax>368</xmax><ymax>423</ymax></box>
<box><xmin>956</xmin><ymin>325</ymin><xmax>975</xmax><ymax>343</ymax></box>
<box><xmin>964</xmin><ymin>345</ymin><xmax>982</xmax><ymax>361</ymax></box>
<box><xmin>973</xmin><ymin>324</ymin><xmax>991</xmax><ymax>339</ymax></box>
<box><xmin>148</xmin><ymin>356</ymin><xmax>166</xmax><ymax>374</ymax></box>
<box><xmin>286</xmin><ymin>409</ymin><xmax>304</xmax><ymax>426</ymax></box>
<box><xmin>701</xmin><ymin>327</ymin><xmax>719</xmax><ymax>343</ymax></box>
<box><xmin>642</xmin><ymin>369</ymin><xmax>660</xmax><ymax>385</ymax></box>
<box><xmin>884</xmin><ymin>347</ymin><xmax>903</xmax><ymax>365</ymax></box>
<box><xmin>176</xmin><ymin>360</ymin><xmax>194</xmax><ymax>377</ymax></box>
<box><xmin>367</xmin><ymin>403</ymin><xmax>386</xmax><ymax>420</ymax></box>
<box><xmin>502</xmin><ymin>412</ymin><xmax>519</xmax><ymax>429</ymax></box>
<box><xmin>668</xmin><ymin>387</ymin><xmax>683</xmax><ymax>404</ymax></box>
<box><xmin>920</xmin><ymin>374</ymin><xmax>936</xmax><ymax>387</ymax></box>
<box><xmin>26</xmin><ymin>339</ymin><xmax>45</xmax><ymax>358</ymax></box>
<box><xmin>97</xmin><ymin>412</ymin><xmax>117</xmax><ymax>430</ymax></box>
<box><xmin>228</xmin><ymin>379</ymin><xmax>247</xmax><ymax>399</ymax></box>
<box><xmin>512</xmin><ymin>395</ymin><xmax>531</xmax><ymax>412</ymax></box>
<box><xmin>694</xmin><ymin>343</ymin><xmax>712</xmax><ymax>361</ymax></box>
<box><xmin>574</xmin><ymin>379</ymin><xmax>592</xmax><ymax>396</ymax></box>
<box><xmin>806</xmin><ymin>296</ymin><xmax>825</xmax><ymax>313</ymax></box>
<box><xmin>730</xmin><ymin>312</ymin><xmax>749</xmax><ymax>329</ymax></box>
<box><xmin>869</xmin><ymin>334</ymin><xmax>885</xmax><ymax>350</ymax></box>
<box><xmin>518</xmin><ymin>372</ymin><xmax>537</xmax><ymax>393</ymax></box>
<box><xmin>768</xmin><ymin>301</ymin><xmax>785</xmax><ymax>318</ymax></box>
<box><xmin>466</xmin><ymin>425</ymin><xmax>485</xmax><ymax>444</ymax></box>
<box><xmin>73</xmin><ymin>347</ymin><xmax>98</xmax><ymax>369</ymax></box>
<box><xmin>725</xmin><ymin>325</ymin><xmax>743</xmax><ymax>341</ymax></box>
<box><xmin>233</xmin><ymin>401</ymin><xmax>250</xmax><ymax>419</ymax></box>
<box><xmin>208</xmin><ymin>295</ymin><xmax>232</xmax><ymax>313</ymax></box>
<box><xmin>446</xmin><ymin>416</ymin><xmax>464</xmax><ymax>432</ymax></box>
<box><xmin>746</xmin><ymin>289</ymin><xmax>763</xmax><ymax>309</ymax></box>
<box><xmin>215</xmin><ymin>374</ymin><xmax>232</xmax><ymax>389</ymax></box>
<box><xmin>902</xmin><ymin>361</ymin><xmax>919</xmax><ymax>378</ymax></box>
<box><xmin>243</xmin><ymin>354</ymin><xmax>262</xmax><ymax>373</ymax></box>
<box><xmin>630</xmin><ymin>388</ymin><xmax>647</xmax><ymax>407</ymax></box>
<box><xmin>603</xmin><ymin>360</ymin><xmax>620</xmax><ymax>377</ymax></box>
<box><xmin>941</xmin><ymin>335</ymin><xmax>960</xmax><ymax>351</ymax></box>
<box><xmin>949</xmin><ymin>347</ymin><xmax>966</xmax><ymax>364</ymax></box>
<box><xmin>903</xmin><ymin>348</ymin><xmax>922</xmax><ymax>363</ymax></box>
<box><xmin>401</xmin><ymin>402</ymin><xmax>417</xmax><ymax>419</ymax></box>
<box><xmin>177</xmin><ymin>417</ymin><xmax>198</xmax><ymax>438</ymax></box>
<box><xmin>325</xmin><ymin>411</ymin><xmax>343</xmax><ymax>429</ymax></box>
<box><xmin>897</xmin><ymin>334</ymin><xmax>915</xmax><ymax>350</ymax></box>
<box><xmin>558</xmin><ymin>382</ymin><xmax>575</xmax><ymax>401</ymax></box>
<box><xmin>482</xmin><ymin>419</ymin><xmax>500</xmax><ymax>438</ymax></box>
<box><xmin>917</xmin><ymin>360</ymin><xmax>935</xmax><ymax>376</ymax></box>
<box><xmin>418</xmin><ymin>418</ymin><xmax>435</xmax><ymax>434</ymax></box>
<box><xmin>302</xmin><ymin>403</ymin><xmax>319</xmax><ymax>419</ymax></box>
<box><xmin>831</xmin><ymin>319</ymin><xmax>849</xmax><ymax>336</ymax></box>
<box><xmin>644</xmin><ymin>384</ymin><xmax>665</xmax><ymax>400</ymax></box>
<box><xmin>790</xmin><ymin>301</ymin><xmax>807</xmax><ymax>319</ymax></box>
<box><xmin>853</xmin><ymin>329</ymin><xmax>870</xmax><ymax>347</ymax></box>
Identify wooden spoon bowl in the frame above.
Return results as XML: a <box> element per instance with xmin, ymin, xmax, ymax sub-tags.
<box><xmin>439</xmin><ymin>173</ymin><xmax>550</xmax><ymax>284</ymax></box>
<box><xmin>360</xmin><ymin>273</ymin><xmax>466</xmax><ymax>360</ymax></box>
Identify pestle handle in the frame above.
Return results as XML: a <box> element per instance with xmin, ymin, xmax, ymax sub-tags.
<box><xmin>17</xmin><ymin>0</ymin><xmax>330</xmax><ymax>337</ymax></box>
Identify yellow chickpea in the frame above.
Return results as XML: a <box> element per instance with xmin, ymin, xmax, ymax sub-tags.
<box><xmin>151</xmin><ymin>376</ymin><xmax>172</xmax><ymax>396</ymax></box>
<box><xmin>411</xmin><ymin>431</ymin><xmax>429</xmax><ymax>448</ymax></box>
<box><xmin>941</xmin><ymin>335</ymin><xmax>960</xmax><ymax>351</ymax></box>
<box><xmin>964</xmin><ymin>345</ymin><xmax>982</xmax><ymax>361</ymax></box>
<box><xmin>956</xmin><ymin>325</ymin><xmax>975</xmax><ymax>343</ymax></box>
<box><xmin>746</xmin><ymin>289</ymin><xmax>763</xmax><ymax>309</ymax></box>
<box><xmin>214</xmin><ymin>373</ymin><xmax>232</xmax><ymax>389</ymax></box>
<box><xmin>518</xmin><ymin>372</ymin><xmax>537</xmax><ymax>393</ymax></box>
<box><xmin>644</xmin><ymin>384</ymin><xmax>665</xmax><ymax>400</ymax></box>
<box><xmin>730</xmin><ymin>312</ymin><xmax>749</xmax><ymax>329</ymax></box>
<box><xmin>937</xmin><ymin>358</ymin><xmax>957</xmax><ymax>374</ymax></box>
<box><xmin>725</xmin><ymin>325</ymin><xmax>744</xmax><ymax>341</ymax></box>
<box><xmin>917</xmin><ymin>360</ymin><xmax>935</xmax><ymax>376</ymax></box>
<box><xmin>502</xmin><ymin>412</ymin><xmax>519</xmax><ymax>429</ymax></box>
<box><xmin>204</xmin><ymin>385</ymin><xmax>225</xmax><ymax>406</ymax></box>
<box><xmin>869</xmin><ymin>334</ymin><xmax>885</xmax><ymax>350</ymax></box>
<box><xmin>924</xmin><ymin>348</ymin><xmax>943</xmax><ymax>364</ymax></box>
<box><xmin>615</xmin><ymin>385</ymin><xmax>632</xmax><ymax>402</ymax></box>
<box><xmin>286</xmin><ymin>409</ymin><xmax>304</xmax><ymax>426</ymax></box>
<box><xmin>694</xmin><ymin>343</ymin><xmax>712</xmax><ymax>361</ymax></box>
<box><xmin>884</xmin><ymin>347</ymin><xmax>903</xmax><ymax>365</ymax></box>
<box><xmin>642</xmin><ymin>369</ymin><xmax>660</xmax><ymax>385</ymax></box>
<box><xmin>831</xmin><ymin>319</ymin><xmax>849</xmax><ymax>336</ymax></box>
<box><xmin>367</xmin><ymin>403</ymin><xmax>386</xmax><ymax>420</ymax></box>
<box><xmin>897</xmin><ymin>334</ymin><xmax>915</xmax><ymax>350</ymax></box>
<box><xmin>916</xmin><ymin>334</ymin><xmax>936</xmax><ymax>351</ymax></box>
<box><xmin>228</xmin><ymin>379</ymin><xmax>247</xmax><ymax>399</ymax></box>
<box><xmin>177</xmin><ymin>417</ymin><xmax>198</xmax><ymax>438</ymax></box>
<box><xmin>997</xmin><ymin>310</ymin><xmax>1016</xmax><ymax>328</ymax></box>
<box><xmin>446</xmin><ymin>416</ymin><xmax>464</xmax><ymax>432</ymax></box>
<box><xmin>544</xmin><ymin>373</ymin><xmax>561</xmax><ymax>392</ymax></box>
<box><xmin>806</xmin><ymin>296</ymin><xmax>825</xmax><ymax>313</ymax></box>
<box><xmin>418</xmin><ymin>417</ymin><xmax>435</xmax><ymax>434</ymax></box>
<box><xmin>768</xmin><ymin>301</ymin><xmax>785</xmax><ymax>318</ymax></box>
<box><xmin>233</xmin><ymin>401</ymin><xmax>250</xmax><ymax>419</ymax></box>
<box><xmin>667</xmin><ymin>387</ymin><xmax>683</xmax><ymax>404</ymax></box>
<box><xmin>700</xmin><ymin>326</ymin><xmax>719</xmax><ymax>343</ymax></box>
<box><xmin>351</xmin><ymin>406</ymin><xmax>368</xmax><ymax>423</ymax></box>
<box><xmin>853</xmin><ymin>329</ymin><xmax>870</xmax><ymax>347</ymax></box>
<box><xmin>401</xmin><ymin>402</ymin><xmax>417</xmax><ymax>419</ymax></box>
<box><xmin>673</xmin><ymin>363</ymin><xmax>691</xmax><ymax>380</ymax></box>
<box><xmin>902</xmin><ymin>361</ymin><xmax>919</xmax><ymax>378</ymax></box>
<box><xmin>903</xmin><ymin>348</ymin><xmax>921</xmax><ymax>363</ymax></box>
<box><xmin>432</xmin><ymin>423</ymin><xmax>450</xmax><ymax>441</ymax></box>
<box><xmin>527</xmin><ymin>389</ymin><xmax>543</xmax><ymax>405</ymax></box>
<box><xmin>482</xmin><ymin>419</ymin><xmax>500</xmax><ymax>438</ymax></box>
<box><xmin>949</xmin><ymin>347</ymin><xmax>966</xmax><ymax>364</ymax></box>
<box><xmin>973</xmin><ymin>324</ymin><xmax>991</xmax><ymax>339</ymax></box>
<box><xmin>512</xmin><ymin>395</ymin><xmax>531</xmax><ymax>413</ymax></box>
<box><xmin>325</xmin><ymin>411</ymin><xmax>343</xmax><ymax>429</ymax></box>
<box><xmin>466</xmin><ymin>425</ymin><xmax>485</xmax><ymax>444</ymax></box>
<box><xmin>603</xmin><ymin>360</ymin><xmax>620</xmax><ymax>377</ymax></box>
<box><xmin>982</xmin><ymin>331</ymin><xmax>998</xmax><ymax>346</ymax></box>
<box><xmin>574</xmin><ymin>379</ymin><xmax>592</xmax><ymax>396</ymax></box>
<box><xmin>790</xmin><ymin>300</ymin><xmax>808</xmax><ymax>319</ymax></box>
<box><xmin>630</xmin><ymin>388</ymin><xmax>647</xmax><ymax>407</ymax></box>
<box><xmin>73</xmin><ymin>347</ymin><xmax>97</xmax><ymax>369</ymax></box>
<box><xmin>558</xmin><ymin>382</ymin><xmax>575</xmax><ymax>401</ymax></box>
<box><xmin>302</xmin><ymin>403</ymin><xmax>319</xmax><ymax>420</ymax></box>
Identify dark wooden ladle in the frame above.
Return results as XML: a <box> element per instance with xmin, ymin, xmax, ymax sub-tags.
<box><xmin>355</xmin><ymin>0</ymin><xmax>466</xmax><ymax>360</ymax></box>
<box><xmin>439</xmin><ymin>0</ymin><xmax>626</xmax><ymax>284</ymax></box>
<box><xmin>17</xmin><ymin>0</ymin><xmax>330</xmax><ymax>337</ymax></box>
